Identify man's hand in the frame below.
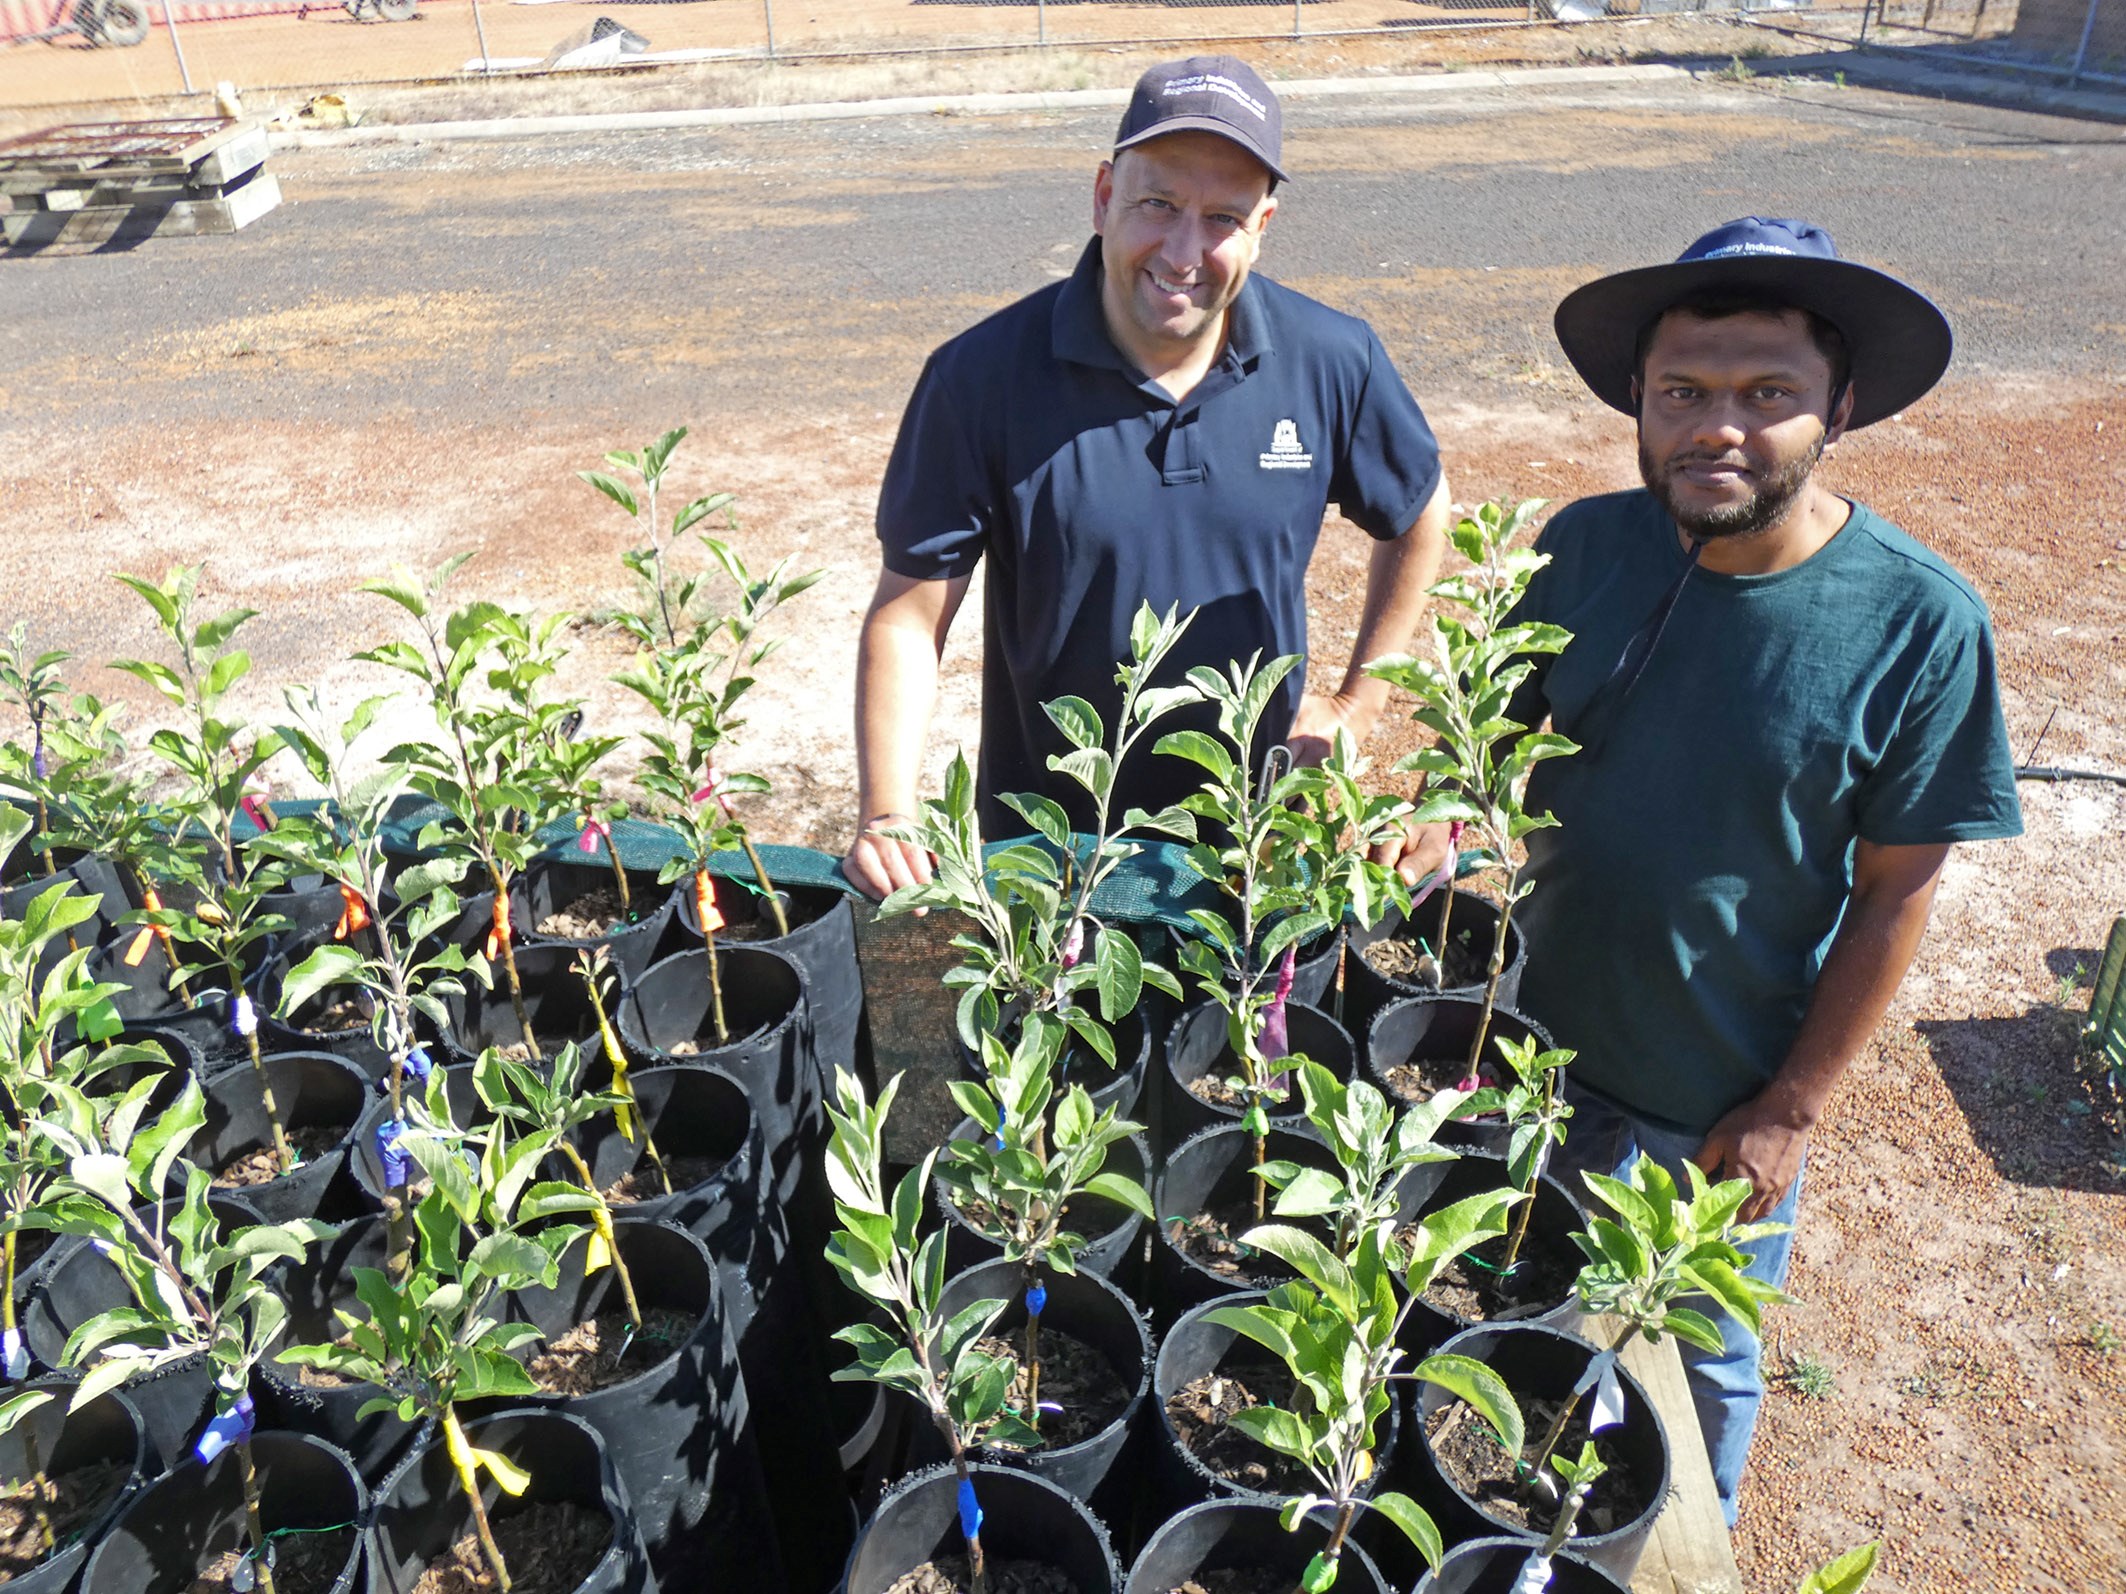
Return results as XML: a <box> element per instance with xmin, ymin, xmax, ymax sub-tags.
<box><xmin>841</xmin><ymin>815</ymin><xmax>935</xmax><ymax>905</ymax></box>
<box><xmin>1288</xmin><ymin>690</ymin><xmax>1379</xmax><ymax>767</ymax></box>
<box><xmin>1373</xmin><ymin>817</ymin><xmax>1457</xmax><ymax>890</ymax></box>
<box><xmin>1692</xmin><ymin>1094</ymin><xmax>1811</xmax><ymax>1224</ymax></box>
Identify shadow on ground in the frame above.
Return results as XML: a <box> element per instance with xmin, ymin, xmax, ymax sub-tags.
<box><xmin>1921</xmin><ymin>948</ymin><xmax>2126</xmax><ymax>1193</ymax></box>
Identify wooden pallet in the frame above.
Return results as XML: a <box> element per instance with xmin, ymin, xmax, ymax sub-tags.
<box><xmin>0</xmin><ymin>115</ymin><xmax>278</xmax><ymax>249</ymax></box>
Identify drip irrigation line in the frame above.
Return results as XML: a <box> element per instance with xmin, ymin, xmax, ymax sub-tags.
<box><xmin>2016</xmin><ymin>766</ymin><xmax>2126</xmax><ymax>787</ymax></box>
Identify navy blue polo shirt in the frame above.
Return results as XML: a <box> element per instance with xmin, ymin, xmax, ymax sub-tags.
<box><xmin>878</xmin><ymin>236</ymin><xmax>1442</xmax><ymax>835</ymax></box>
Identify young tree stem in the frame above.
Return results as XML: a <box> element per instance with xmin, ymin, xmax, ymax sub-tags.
<box><xmin>699</xmin><ymin>922</ymin><xmax>729</xmax><ymax>1046</ymax></box>
<box><xmin>558</xmin><ymin>1143</ymin><xmax>643</xmax><ymax>1330</ymax></box>
<box><xmin>443</xmin><ymin>1408</ymin><xmax>512</xmax><ymax>1592</ymax></box>
<box><xmin>597</xmin><ymin>817</ymin><xmax>633</xmax><ymax>917</ymax></box>
<box><xmin>1432</xmin><ymin>874</ymin><xmax>1455</xmax><ymax>991</ymax></box>
<box><xmin>236</xmin><ymin>1435</ymin><xmax>279</xmax><ymax>1594</ymax></box>
<box><xmin>238</xmin><ymin>988</ymin><xmax>294</xmax><ymax>1174</ymax></box>
<box><xmin>736</xmin><ymin>837</ymin><xmax>789</xmax><ymax>939</ymax></box>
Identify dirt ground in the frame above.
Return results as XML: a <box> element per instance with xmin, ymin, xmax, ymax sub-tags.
<box><xmin>0</xmin><ymin>58</ymin><xmax>2121</xmax><ymax>1594</ymax></box>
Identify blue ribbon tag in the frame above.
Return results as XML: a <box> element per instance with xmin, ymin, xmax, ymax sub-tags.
<box><xmin>405</xmin><ymin>1045</ymin><xmax>434</xmax><ymax>1082</ymax></box>
<box><xmin>2</xmin><ymin>1327</ymin><xmax>27</xmax><ymax>1381</ymax></box>
<box><xmin>1024</xmin><ymin>1283</ymin><xmax>1047</xmax><ymax>1317</ymax></box>
<box><xmin>956</xmin><ymin>1476</ymin><xmax>982</xmax><ymax>1543</ymax></box>
<box><xmin>376</xmin><ymin>1119</ymin><xmax>411</xmax><ymax>1188</ymax></box>
<box><xmin>990</xmin><ymin>1105</ymin><xmax>1006</xmax><ymax>1154</ymax></box>
<box><xmin>194</xmin><ymin>1391</ymin><xmax>255</xmax><ymax>1464</ymax></box>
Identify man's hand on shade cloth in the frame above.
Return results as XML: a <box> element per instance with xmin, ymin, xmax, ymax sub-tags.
<box><xmin>1287</xmin><ymin>690</ymin><xmax>1379</xmax><ymax>767</ymax></box>
<box><xmin>1693</xmin><ymin>1094</ymin><xmax>1812</xmax><ymax>1224</ymax></box>
<box><xmin>840</xmin><ymin>815</ymin><xmax>935</xmax><ymax>906</ymax></box>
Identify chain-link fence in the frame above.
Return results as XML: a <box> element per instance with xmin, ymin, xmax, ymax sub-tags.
<box><xmin>0</xmin><ymin>0</ymin><xmax>2112</xmax><ymax>115</ymax></box>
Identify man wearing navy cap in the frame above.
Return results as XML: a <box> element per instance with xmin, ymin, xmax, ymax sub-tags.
<box><xmin>1457</xmin><ymin>218</ymin><xmax>2022</xmax><ymax>1522</ymax></box>
<box><xmin>844</xmin><ymin>55</ymin><xmax>1453</xmax><ymax>896</ymax></box>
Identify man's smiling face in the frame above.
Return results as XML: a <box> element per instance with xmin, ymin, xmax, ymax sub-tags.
<box><xmin>1093</xmin><ymin>131</ymin><xmax>1277</xmax><ymax>371</ymax></box>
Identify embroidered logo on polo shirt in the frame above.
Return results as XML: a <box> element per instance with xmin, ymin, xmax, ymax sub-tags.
<box><xmin>1260</xmin><ymin>418</ymin><xmax>1312</xmax><ymax>471</ymax></box>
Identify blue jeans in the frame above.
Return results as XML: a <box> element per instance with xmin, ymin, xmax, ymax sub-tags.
<box><xmin>1551</xmin><ymin>1081</ymin><xmax>1802</xmax><ymax>1529</ymax></box>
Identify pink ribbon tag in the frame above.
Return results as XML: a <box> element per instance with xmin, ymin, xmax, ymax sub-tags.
<box><xmin>691</xmin><ymin>770</ymin><xmax>735</xmax><ymax>816</ymax></box>
<box><xmin>1410</xmin><ymin>819</ymin><xmax>1464</xmax><ymax>911</ymax></box>
<box><xmin>577</xmin><ymin>816</ymin><xmax>612</xmax><ymax>854</ymax></box>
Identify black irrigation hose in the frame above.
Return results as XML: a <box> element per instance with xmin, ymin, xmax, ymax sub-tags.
<box><xmin>2016</xmin><ymin>766</ymin><xmax>2126</xmax><ymax>788</ymax></box>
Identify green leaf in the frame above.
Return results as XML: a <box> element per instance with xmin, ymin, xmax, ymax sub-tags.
<box><xmin>1413</xmin><ymin>1353</ymin><xmax>1523</xmax><ymax>1458</ymax></box>
<box><xmin>67</xmin><ymin>1153</ymin><xmax>136</xmax><ymax>1213</ymax></box>
<box><xmin>0</xmin><ymin>1390</ymin><xmax>55</xmax><ymax>1441</ymax></box>
<box><xmin>1081</xmin><ymin>1170</ymin><xmax>1153</xmax><ymax>1221</ymax></box>
<box><xmin>1796</xmin><ymin>1542</ymin><xmax>1881</xmax><ymax>1594</ymax></box>
<box><xmin>1152</xmin><ymin>729</ymin><xmax>1238</xmax><ymax>786</ymax></box>
<box><xmin>1364</xmin><ymin>1491</ymin><xmax>1443</xmax><ymax>1572</ymax></box>
<box><xmin>1042</xmin><ymin>696</ymin><xmax>1102</xmax><ymax>752</ymax></box>
<box><xmin>1093</xmin><ymin>928</ymin><xmax>1142</xmax><ymax>1023</ymax></box>
<box><xmin>277</xmin><ymin>944</ymin><xmax>365</xmax><ymax>1018</ymax></box>
<box><xmin>1662</xmin><ymin>1306</ymin><xmax>1727</xmax><ymax>1355</ymax></box>
<box><xmin>1224</xmin><ymin>1404</ymin><xmax>1314</xmax><ymax>1461</ymax></box>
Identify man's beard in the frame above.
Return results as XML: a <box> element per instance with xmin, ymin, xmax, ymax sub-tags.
<box><xmin>1639</xmin><ymin>428</ymin><xmax>1825</xmax><ymax>540</ymax></box>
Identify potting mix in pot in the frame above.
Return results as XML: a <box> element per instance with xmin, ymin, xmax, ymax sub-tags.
<box><xmin>0</xmin><ymin>484</ymin><xmax>1799</xmax><ymax>1594</ymax></box>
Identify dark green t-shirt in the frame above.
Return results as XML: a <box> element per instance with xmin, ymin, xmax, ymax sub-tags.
<box><xmin>1510</xmin><ymin>490</ymin><xmax>2023</xmax><ymax>1136</ymax></box>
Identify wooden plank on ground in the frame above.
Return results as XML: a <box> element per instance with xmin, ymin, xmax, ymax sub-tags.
<box><xmin>3</xmin><ymin>171</ymin><xmax>280</xmax><ymax>250</ymax></box>
<box><xmin>1589</xmin><ymin>1319</ymin><xmax>1744</xmax><ymax>1594</ymax></box>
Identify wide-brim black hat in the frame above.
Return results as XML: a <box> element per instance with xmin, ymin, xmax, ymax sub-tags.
<box><xmin>1553</xmin><ymin>217</ymin><xmax>1953</xmax><ymax>430</ymax></box>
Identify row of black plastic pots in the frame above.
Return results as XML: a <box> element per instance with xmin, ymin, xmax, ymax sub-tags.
<box><xmin>2</xmin><ymin>1377</ymin><xmax>676</xmax><ymax>1593</ymax></box>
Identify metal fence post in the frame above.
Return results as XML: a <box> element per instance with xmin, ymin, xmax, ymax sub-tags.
<box><xmin>1038</xmin><ymin>0</ymin><xmax>1045</xmax><ymax>48</ymax></box>
<box><xmin>2068</xmin><ymin>0</ymin><xmax>2101</xmax><ymax>82</ymax></box>
<box><xmin>158</xmin><ymin>0</ymin><xmax>193</xmax><ymax>94</ymax></box>
<box><xmin>469</xmin><ymin>0</ymin><xmax>493</xmax><ymax>74</ymax></box>
<box><xmin>1292</xmin><ymin>0</ymin><xmax>1301</xmax><ymax>39</ymax></box>
<box><xmin>763</xmin><ymin>0</ymin><xmax>776</xmax><ymax>58</ymax></box>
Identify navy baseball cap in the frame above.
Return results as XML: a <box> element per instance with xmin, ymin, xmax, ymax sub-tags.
<box><xmin>1114</xmin><ymin>55</ymin><xmax>1287</xmax><ymax>183</ymax></box>
<box><xmin>1553</xmin><ymin>217</ymin><xmax>1953</xmax><ymax>429</ymax></box>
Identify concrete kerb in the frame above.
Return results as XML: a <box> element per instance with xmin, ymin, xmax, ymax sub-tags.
<box><xmin>270</xmin><ymin>62</ymin><xmax>1690</xmax><ymax>150</ymax></box>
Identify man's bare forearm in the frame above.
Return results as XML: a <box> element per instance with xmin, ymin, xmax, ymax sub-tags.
<box><xmin>1334</xmin><ymin>475</ymin><xmax>1451</xmax><ymax>721</ymax></box>
<box><xmin>853</xmin><ymin>570</ymin><xmax>966</xmax><ymax>822</ymax></box>
<box><xmin>1758</xmin><ymin>841</ymin><xmax>1950</xmax><ymax>1127</ymax></box>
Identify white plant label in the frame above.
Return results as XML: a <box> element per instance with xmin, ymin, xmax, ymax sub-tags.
<box><xmin>1591</xmin><ymin>1357</ymin><xmax>1627</xmax><ymax>1431</ymax></box>
<box><xmin>1509</xmin><ymin>1551</ymin><xmax>1556</xmax><ymax>1594</ymax></box>
<box><xmin>233</xmin><ymin>994</ymin><xmax>258</xmax><ymax>1038</ymax></box>
<box><xmin>2</xmin><ymin>1328</ymin><xmax>26</xmax><ymax>1380</ymax></box>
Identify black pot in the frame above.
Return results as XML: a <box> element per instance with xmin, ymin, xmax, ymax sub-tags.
<box><xmin>348</xmin><ymin>1065</ymin><xmax>485</xmax><ymax>1212</ymax></box>
<box><xmin>439</xmin><ymin>941</ymin><xmax>607</xmax><ymax>1067</ymax></box>
<box><xmin>512</xmin><ymin>855</ymin><xmax>677</xmax><ymax>987</ymax></box>
<box><xmin>1417</xmin><ymin>1534</ymin><xmax>1635</xmax><ymax>1593</ymax></box>
<box><xmin>953</xmin><ymin>1003</ymin><xmax>1154</xmax><ymax>1126</ymax></box>
<box><xmin>668</xmin><ymin>873</ymin><xmax>871</xmax><ymax>1099</ymax></box>
<box><xmin>1125</xmin><ymin>1499</ymin><xmax>1388</xmax><ymax>1594</ymax></box>
<box><xmin>255</xmin><ymin>1216</ymin><xmax>426</xmax><ymax>1482</ymax></box>
<box><xmin>256</xmin><ymin>950</ymin><xmax>392</xmax><ymax>1076</ymax></box>
<box><xmin>616</xmin><ymin>946</ymin><xmax>817</xmax><ymax>1269</ymax></box>
<box><xmin>192</xmin><ymin>1049</ymin><xmax>370</xmax><ymax>1223</ymax></box>
<box><xmin>935</xmin><ymin>1124</ymin><xmax>1151</xmax><ymax>1293</ymax></box>
<box><xmin>83</xmin><ymin>938</ymin><xmax>275</xmax><ymax>1075</ymax></box>
<box><xmin>3</xmin><ymin>858</ymin><xmax>132</xmax><ymax>989</ymax></box>
<box><xmin>1343</xmin><ymin>891</ymin><xmax>1525</xmax><ymax>1042</ymax></box>
<box><xmin>1365</xmin><ymin>996</ymin><xmax>1555</xmax><ymax>1153</ymax></box>
<box><xmin>262</xmin><ymin>871</ymin><xmax>357</xmax><ymax>957</ymax></box>
<box><xmin>1151</xmin><ymin>1292</ymin><xmax>1400</xmax><ymax>1521</ymax></box>
<box><xmin>0</xmin><ymin>1375</ymin><xmax>150</xmax><ymax>1593</ymax></box>
<box><xmin>1402</xmin><ymin>1323</ymin><xmax>1669</xmax><ymax>1585</ymax></box>
<box><xmin>843</xmin><ymin>1463</ymin><xmax>1119</xmax><ymax>1594</ymax></box>
<box><xmin>909</xmin><ymin>1259</ymin><xmax>1152</xmax><ymax>1512</ymax></box>
<box><xmin>501</xmin><ymin>1217</ymin><xmax>780</xmax><ymax>1593</ymax></box>
<box><xmin>1395</xmin><ymin>1150</ymin><xmax>1586</xmax><ymax>1356</ymax></box>
<box><xmin>1149</xmin><ymin>1125</ymin><xmax>1333</xmax><ymax>1326</ymax></box>
<box><xmin>367</xmin><ymin>1409</ymin><xmax>652</xmax><ymax>1594</ymax></box>
<box><xmin>65</xmin><ymin>1027</ymin><xmax>200</xmax><ymax>1129</ymax></box>
<box><xmin>1160</xmin><ymin>999</ymin><xmax>1354</xmax><ymax>1152</ymax></box>
<box><xmin>78</xmin><ymin>1429</ymin><xmax>367</xmax><ymax>1594</ymax></box>
<box><xmin>567</xmin><ymin>1064</ymin><xmax>770</xmax><ymax>1318</ymax></box>
<box><xmin>22</xmin><ymin>1192</ymin><xmax>264</xmax><ymax>1469</ymax></box>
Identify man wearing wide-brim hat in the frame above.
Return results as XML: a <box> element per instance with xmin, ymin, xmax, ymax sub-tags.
<box><xmin>1483</xmin><ymin>219</ymin><xmax>2022</xmax><ymax>1521</ymax></box>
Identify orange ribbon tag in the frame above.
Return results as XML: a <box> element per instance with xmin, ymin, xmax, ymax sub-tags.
<box><xmin>124</xmin><ymin>885</ymin><xmax>166</xmax><ymax>968</ymax></box>
<box><xmin>486</xmin><ymin>893</ymin><xmax>513</xmax><ymax>958</ymax></box>
<box><xmin>693</xmin><ymin>870</ymin><xmax>724</xmax><ymax>934</ymax></box>
<box><xmin>333</xmin><ymin>885</ymin><xmax>371</xmax><ymax>941</ymax></box>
